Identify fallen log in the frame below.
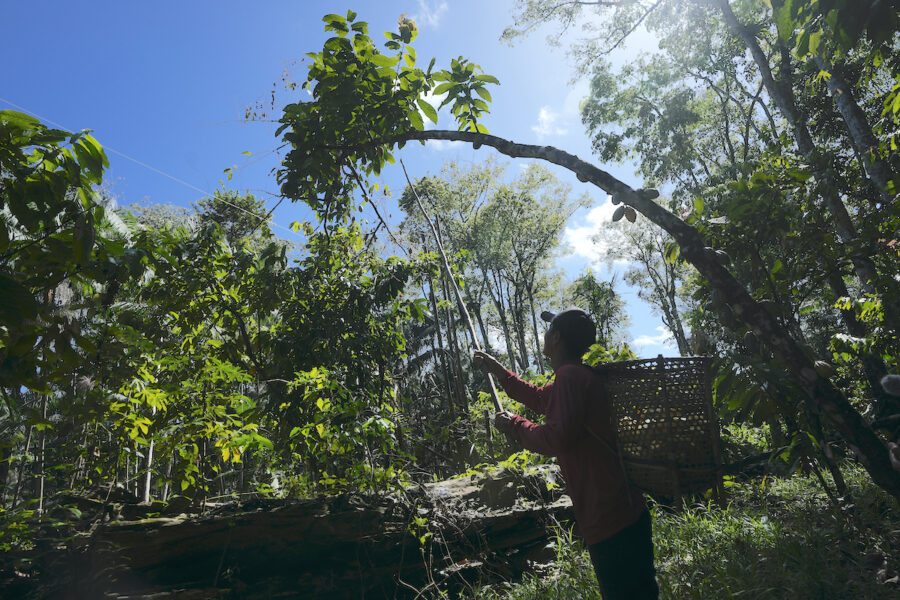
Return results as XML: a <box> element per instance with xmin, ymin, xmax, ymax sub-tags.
<box><xmin>33</xmin><ymin>466</ymin><xmax>574</xmax><ymax>599</ymax></box>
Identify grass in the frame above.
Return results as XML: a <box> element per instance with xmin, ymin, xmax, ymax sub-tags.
<box><xmin>467</xmin><ymin>463</ymin><xmax>900</xmax><ymax>599</ymax></box>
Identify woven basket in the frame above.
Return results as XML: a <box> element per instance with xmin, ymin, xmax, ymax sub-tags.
<box><xmin>593</xmin><ymin>355</ymin><xmax>723</xmax><ymax>501</ymax></box>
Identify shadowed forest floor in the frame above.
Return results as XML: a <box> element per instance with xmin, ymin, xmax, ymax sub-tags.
<box><xmin>1</xmin><ymin>462</ymin><xmax>898</xmax><ymax>599</ymax></box>
<box><xmin>470</xmin><ymin>463</ymin><xmax>900</xmax><ymax>600</ymax></box>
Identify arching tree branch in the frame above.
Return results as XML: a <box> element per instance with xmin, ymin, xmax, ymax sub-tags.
<box><xmin>394</xmin><ymin>128</ymin><xmax>900</xmax><ymax>497</ymax></box>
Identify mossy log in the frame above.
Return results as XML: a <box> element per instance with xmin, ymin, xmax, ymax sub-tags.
<box><xmin>33</xmin><ymin>466</ymin><xmax>573</xmax><ymax>599</ymax></box>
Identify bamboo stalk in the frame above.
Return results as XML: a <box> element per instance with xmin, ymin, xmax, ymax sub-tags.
<box><xmin>400</xmin><ymin>158</ymin><xmax>504</xmax><ymax>413</ymax></box>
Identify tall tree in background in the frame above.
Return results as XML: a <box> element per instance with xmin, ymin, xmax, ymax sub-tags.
<box><xmin>195</xmin><ymin>189</ymin><xmax>273</xmax><ymax>249</ymax></box>
<box><xmin>399</xmin><ymin>160</ymin><xmax>589</xmax><ymax>374</ymax></box>
<box><xmin>596</xmin><ymin>211</ymin><xmax>693</xmax><ymax>355</ymax></box>
<box><xmin>569</xmin><ymin>270</ymin><xmax>629</xmax><ymax>348</ymax></box>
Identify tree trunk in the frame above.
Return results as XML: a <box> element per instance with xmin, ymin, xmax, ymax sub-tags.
<box><xmin>486</xmin><ymin>266</ymin><xmax>518</xmax><ymax>371</ymax></box>
<box><xmin>435</xmin><ymin>219</ymin><xmax>471</xmax><ymax>412</ymax></box>
<box><xmin>715</xmin><ymin>0</ymin><xmax>899</xmax><ymax>334</ymax></box>
<box><xmin>35</xmin><ymin>394</ymin><xmax>47</xmax><ymax>514</ymax></box>
<box><xmin>439</xmin><ymin>272</ymin><xmax>467</xmax><ymax>414</ymax></box>
<box><xmin>812</xmin><ymin>55</ymin><xmax>894</xmax><ymax>204</ymax></box>
<box><xmin>666</xmin><ymin>293</ymin><xmax>691</xmax><ymax>356</ymax></box>
<box><xmin>69</xmin><ymin>424</ymin><xmax>89</xmax><ymax>490</ymax></box>
<box><xmin>48</xmin><ymin>467</ymin><xmax>572</xmax><ymax>599</ymax></box>
<box><xmin>0</xmin><ymin>445</ymin><xmax>9</xmax><ymax>507</ymax></box>
<box><xmin>468</xmin><ymin>291</ymin><xmax>492</xmax><ymax>350</ymax></box>
<box><xmin>143</xmin><ymin>408</ymin><xmax>157</xmax><ymax>504</ymax></box>
<box><xmin>526</xmin><ymin>284</ymin><xmax>546</xmax><ymax>374</ymax></box>
<box><xmin>162</xmin><ymin>452</ymin><xmax>174</xmax><ymax>502</ymax></box>
<box><xmin>507</xmin><ymin>283</ymin><xmax>530</xmax><ymax>370</ymax></box>
<box><xmin>426</xmin><ymin>267</ymin><xmax>455</xmax><ymax>416</ymax></box>
<box><xmin>811</xmin><ymin>413</ymin><xmax>849</xmax><ymax>498</ymax></box>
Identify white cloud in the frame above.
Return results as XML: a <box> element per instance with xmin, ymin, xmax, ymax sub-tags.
<box><xmin>564</xmin><ymin>199</ymin><xmax>626</xmax><ymax>263</ymax></box>
<box><xmin>631</xmin><ymin>326</ymin><xmax>677</xmax><ymax>353</ymax></box>
<box><xmin>425</xmin><ymin>139</ymin><xmax>466</xmax><ymax>151</ymax></box>
<box><xmin>531</xmin><ymin>106</ymin><xmax>568</xmax><ymax>140</ymax></box>
<box><xmin>412</xmin><ymin>1</ymin><xmax>449</xmax><ymax>28</ymax></box>
<box><xmin>528</xmin><ymin>80</ymin><xmax>587</xmax><ymax>142</ymax></box>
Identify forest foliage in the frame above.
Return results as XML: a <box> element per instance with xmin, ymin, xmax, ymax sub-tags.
<box><xmin>1</xmin><ymin>1</ymin><xmax>900</xmax><ymax>592</ymax></box>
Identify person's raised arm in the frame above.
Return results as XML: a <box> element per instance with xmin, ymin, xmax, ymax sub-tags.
<box><xmin>500</xmin><ymin>365</ymin><xmax>586</xmax><ymax>456</ymax></box>
<box><xmin>473</xmin><ymin>350</ymin><xmax>551</xmax><ymax>414</ymax></box>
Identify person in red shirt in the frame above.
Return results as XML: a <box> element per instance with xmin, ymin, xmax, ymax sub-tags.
<box><xmin>474</xmin><ymin>307</ymin><xmax>659</xmax><ymax>600</ymax></box>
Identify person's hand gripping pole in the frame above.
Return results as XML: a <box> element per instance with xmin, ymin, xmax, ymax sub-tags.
<box><xmin>473</xmin><ymin>351</ymin><xmax>521</xmax><ymax>447</ymax></box>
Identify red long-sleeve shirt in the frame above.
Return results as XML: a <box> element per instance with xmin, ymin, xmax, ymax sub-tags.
<box><xmin>499</xmin><ymin>363</ymin><xmax>646</xmax><ymax>545</ymax></box>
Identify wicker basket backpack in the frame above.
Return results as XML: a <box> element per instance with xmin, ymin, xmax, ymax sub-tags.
<box><xmin>587</xmin><ymin>355</ymin><xmax>724</xmax><ymax>503</ymax></box>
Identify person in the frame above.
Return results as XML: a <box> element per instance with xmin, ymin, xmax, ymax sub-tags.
<box><xmin>474</xmin><ymin>307</ymin><xmax>659</xmax><ymax>600</ymax></box>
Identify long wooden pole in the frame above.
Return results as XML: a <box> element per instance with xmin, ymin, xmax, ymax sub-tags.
<box><xmin>400</xmin><ymin>159</ymin><xmax>504</xmax><ymax>413</ymax></box>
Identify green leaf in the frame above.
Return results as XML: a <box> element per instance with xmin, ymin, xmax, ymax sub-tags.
<box><xmin>773</xmin><ymin>0</ymin><xmax>794</xmax><ymax>40</ymax></box>
<box><xmin>417</xmin><ymin>98</ymin><xmax>438</xmax><ymax>124</ymax></box>
<box><xmin>432</xmin><ymin>82</ymin><xmax>454</xmax><ymax>96</ymax></box>
<box><xmin>408</xmin><ymin>108</ymin><xmax>424</xmax><ymax>131</ymax></box>
<box><xmin>0</xmin><ymin>110</ymin><xmax>41</xmax><ymax>130</ymax></box>
<box><xmin>475</xmin><ymin>74</ymin><xmax>500</xmax><ymax>85</ymax></box>
<box><xmin>808</xmin><ymin>31</ymin><xmax>821</xmax><ymax>56</ymax></box>
<box><xmin>474</xmin><ymin>86</ymin><xmax>492</xmax><ymax>103</ymax></box>
<box><xmin>73</xmin><ymin>141</ymin><xmax>101</xmax><ymax>180</ymax></box>
<box><xmin>665</xmin><ymin>242</ymin><xmax>680</xmax><ymax>264</ymax></box>
<box><xmin>82</xmin><ymin>133</ymin><xmax>109</xmax><ymax>168</ymax></box>
<box><xmin>323</xmin><ymin>13</ymin><xmax>346</xmax><ymax>24</ymax></box>
<box><xmin>796</xmin><ymin>29</ymin><xmax>810</xmax><ymax>57</ymax></box>
<box><xmin>771</xmin><ymin>259</ymin><xmax>783</xmax><ymax>275</ymax></box>
<box><xmin>371</xmin><ymin>53</ymin><xmax>400</xmax><ymax>68</ymax></box>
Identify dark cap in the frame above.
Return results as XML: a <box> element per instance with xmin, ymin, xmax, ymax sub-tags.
<box><xmin>541</xmin><ymin>307</ymin><xmax>596</xmax><ymax>357</ymax></box>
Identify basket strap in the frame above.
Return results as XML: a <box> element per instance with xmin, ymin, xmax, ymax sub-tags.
<box><xmin>584</xmin><ymin>424</ymin><xmax>618</xmax><ymax>458</ymax></box>
<box><xmin>584</xmin><ymin>425</ymin><xmax>640</xmax><ymax>505</ymax></box>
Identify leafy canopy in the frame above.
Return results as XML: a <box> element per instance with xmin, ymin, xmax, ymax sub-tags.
<box><xmin>276</xmin><ymin>11</ymin><xmax>499</xmax><ymax>220</ymax></box>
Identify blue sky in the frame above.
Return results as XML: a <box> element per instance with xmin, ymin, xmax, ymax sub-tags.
<box><xmin>2</xmin><ymin>0</ymin><xmax>678</xmax><ymax>356</ymax></box>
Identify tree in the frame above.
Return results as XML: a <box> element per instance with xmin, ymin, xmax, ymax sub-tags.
<box><xmin>0</xmin><ymin>111</ymin><xmax>123</xmax><ymax>393</ymax></box>
<box><xmin>0</xmin><ymin>105</ymin><xmax>424</xmax><ymax>514</ymax></box>
<box><xmin>195</xmin><ymin>189</ymin><xmax>273</xmax><ymax>248</ymax></box>
<box><xmin>569</xmin><ymin>270</ymin><xmax>630</xmax><ymax>348</ymax></box>
<box><xmin>399</xmin><ymin>160</ymin><xmax>588</xmax><ymax>374</ymax></box>
<box><xmin>272</xmin><ymin>10</ymin><xmax>900</xmax><ymax>499</ymax></box>
<box><xmin>596</xmin><ymin>211</ymin><xmax>692</xmax><ymax>355</ymax></box>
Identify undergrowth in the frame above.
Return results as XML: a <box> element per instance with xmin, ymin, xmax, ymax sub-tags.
<box><xmin>467</xmin><ymin>463</ymin><xmax>900</xmax><ymax>599</ymax></box>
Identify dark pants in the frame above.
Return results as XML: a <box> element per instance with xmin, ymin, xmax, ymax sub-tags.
<box><xmin>587</xmin><ymin>510</ymin><xmax>659</xmax><ymax>600</ymax></box>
